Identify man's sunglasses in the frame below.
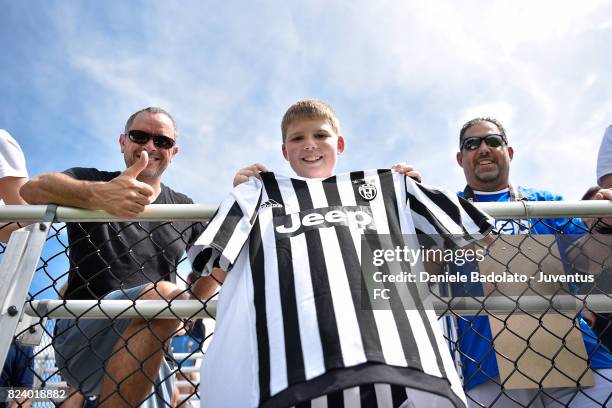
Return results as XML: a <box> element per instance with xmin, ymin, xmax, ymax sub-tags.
<box><xmin>460</xmin><ymin>134</ymin><xmax>507</xmax><ymax>151</ymax></box>
<box><xmin>127</xmin><ymin>130</ymin><xmax>176</xmax><ymax>149</ymax></box>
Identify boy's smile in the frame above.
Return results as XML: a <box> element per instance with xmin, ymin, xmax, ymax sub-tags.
<box><xmin>282</xmin><ymin>118</ymin><xmax>344</xmax><ymax>179</ymax></box>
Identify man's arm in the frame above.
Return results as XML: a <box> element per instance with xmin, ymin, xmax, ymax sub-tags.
<box><xmin>21</xmin><ymin>172</ymin><xmax>100</xmax><ymax>207</ymax></box>
<box><xmin>8</xmin><ymin>397</ymin><xmax>30</xmax><ymax>408</ymax></box>
<box><xmin>600</xmin><ymin>173</ymin><xmax>612</xmax><ymax>189</ymax></box>
<box><xmin>592</xmin><ymin>187</ymin><xmax>612</xmax><ymax>227</ymax></box>
<box><xmin>20</xmin><ymin>153</ymin><xmax>155</xmax><ymax>217</ymax></box>
<box><xmin>9</xmin><ymin>396</ymin><xmax>30</xmax><ymax>408</ymax></box>
<box><xmin>0</xmin><ymin>176</ymin><xmax>27</xmax><ymax>205</ymax></box>
<box><xmin>190</xmin><ymin>268</ymin><xmax>226</xmax><ymax>301</ymax></box>
<box><xmin>0</xmin><ymin>176</ymin><xmax>29</xmax><ymax>243</ymax></box>
<box><xmin>565</xmin><ymin>187</ymin><xmax>612</xmax><ymax>279</ymax></box>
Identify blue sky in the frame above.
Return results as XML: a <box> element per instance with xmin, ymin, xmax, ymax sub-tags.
<box><xmin>2</xmin><ymin>0</ymin><xmax>612</xmax><ymax>208</ymax></box>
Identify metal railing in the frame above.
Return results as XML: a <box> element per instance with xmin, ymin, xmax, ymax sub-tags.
<box><xmin>0</xmin><ymin>201</ymin><xmax>610</xmax><ymax>408</ymax></box>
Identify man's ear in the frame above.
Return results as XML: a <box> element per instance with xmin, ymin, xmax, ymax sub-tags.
<box><xmin>337</xmin><ymin>135</ymin><xmax>345</xmax><ymax>154</ymax></box>
<box><xmin>456</xmin><ymin>151</ymin><xmax>464</xmax><ymax>167</ymax></box>
<box><xmin>170</xmin><ymin>146</ymin><xmax>179</xmax><ymax>161</ymax></box>
<box><xmin>507</xmin><ymin>146</ymin><xmax>514</xmax><ymax>160</ymax></box>
<box><xmin>119</xmin><ymin>134</ymin><xmax>126</xmax><ymax>153</ymax></box>
<box><xmin>281</xmin><ymin>144</ymin><xmax>289</xmax><ymax>161</ymax></box>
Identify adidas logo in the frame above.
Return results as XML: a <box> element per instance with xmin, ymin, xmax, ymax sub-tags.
<box><xmin>260</xmin><ymin>199</ymin><xmax>283</xmax><ymax>209</ymax></box>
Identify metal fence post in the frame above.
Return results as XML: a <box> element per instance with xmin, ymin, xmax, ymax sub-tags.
<box><xmin>0</xmin><ymin>221</ymin><xmax>51</xmax><ymax>368</ymax></box>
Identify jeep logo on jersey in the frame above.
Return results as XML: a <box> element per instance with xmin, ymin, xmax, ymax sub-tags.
<box><xmin>274</xmin><ymin>205</ymin><xmax>376</xmax><ymax>238</ymax></box>
<box><xmin>358</xmin><ymin>183</ymin><xmax>377</xmax><ymax>201</ymax></box>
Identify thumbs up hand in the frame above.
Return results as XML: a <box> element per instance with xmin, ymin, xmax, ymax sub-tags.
<box><xmin>92</xmin><ymin>151</ymin><xmax>155</xmax><ymax>217</ymax></box>
<box><xmin>122</xmin><ymin>150</ymin><xmax>150</xmax><ymax>179</ymax></box>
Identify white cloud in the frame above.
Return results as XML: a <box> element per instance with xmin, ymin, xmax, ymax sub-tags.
<box><xmin>9</xmin><ymin>0</ymin><xmax>612</xmax><ymax>203</ymax></box>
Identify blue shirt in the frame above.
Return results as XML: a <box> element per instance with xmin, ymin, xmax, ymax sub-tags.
<box><xmin>171</xmin><ymin>320</ymin><xmax>206</xmax><ymax>367</ymax></box>
<box><xmin>1</xmin><ymin>342</ymin><xmax>34</xmax><ymax>388</ymax></box>
<box><xmin>0</xmin><ymin>342</ymin><xmax>34</xmax><ymax>408</ymax></box>
<box><xmin>454</xmin><ymin>187</ymin><xmax>612</xmax><ymax>389</ymax></box>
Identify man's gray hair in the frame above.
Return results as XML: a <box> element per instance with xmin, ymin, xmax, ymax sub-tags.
<box><xmin>124</xmin><ymin>107</ymin><xmax>178</xmax><ymax>137</ymax></box>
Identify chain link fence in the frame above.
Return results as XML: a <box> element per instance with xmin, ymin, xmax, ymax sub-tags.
<box><xmin>0</xmin><ymin>203</ymin><xmax>610</xmax><ymax>407</ymax></box>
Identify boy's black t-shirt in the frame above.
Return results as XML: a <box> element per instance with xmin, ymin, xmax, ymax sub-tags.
<box><xmin>60</xmin><ymin>167</ymin><xmax>205</xmax><ymax>300</ymax></box>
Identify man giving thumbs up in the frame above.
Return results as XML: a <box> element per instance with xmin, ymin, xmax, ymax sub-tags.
<box><xmin>21</xmin><ymin>107</ymin><xmax>207</xmax><ymax>408</ymax></box>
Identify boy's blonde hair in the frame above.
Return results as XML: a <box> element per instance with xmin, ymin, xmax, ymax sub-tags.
<box><xmin>281</xmin><ymin>99</ymin><xmax>341</xmax><ymax>142</ymax></box>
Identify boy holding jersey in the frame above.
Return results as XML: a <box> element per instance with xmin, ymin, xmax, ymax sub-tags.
<box><xmin>190</xmin><ymin>99</ymin><xmax>493</xmax><ymax>407</ymax></box>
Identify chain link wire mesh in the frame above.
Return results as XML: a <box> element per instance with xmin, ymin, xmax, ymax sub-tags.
<box><xmin>440</xmin><ymin>216</ymin><xmax>612</xmax><ymax>407</ymax></box>
<box><xmin>1</xmin><ymin>213</ymin><xmax>610</xmax><ymax>407</ymax></box>
<box><xmin>1</xmin><ymin>220</ymin><xmax>215</xmax><ymax>408</ymax></box>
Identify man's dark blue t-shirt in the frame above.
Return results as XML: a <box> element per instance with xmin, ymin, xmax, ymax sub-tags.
<box><xmin>1</xmin><ymin>342</ymin><xmax>34</xmax><ymax>407</ymax></box>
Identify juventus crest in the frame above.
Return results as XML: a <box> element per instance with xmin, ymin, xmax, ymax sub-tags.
<box><xmin>358</xmin><ymin>182</ymin><xmax>377</xmax><ymax>201</ymax></box>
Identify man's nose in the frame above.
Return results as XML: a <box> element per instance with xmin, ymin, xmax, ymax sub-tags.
<box><xmin>476</xmin><ymin>139</ymin><xmax>491</xmax><ymax>154</ymax></box>
<box><xmin>143</xmin><ymin>138</ymin><xmax>158</xmax><ymax>151</ymax></box>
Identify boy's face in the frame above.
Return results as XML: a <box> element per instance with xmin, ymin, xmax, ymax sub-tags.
<box><xmin>282</xmin><ymin>117</ymin><xmax>344</xmax><ymax>179</ymax></box>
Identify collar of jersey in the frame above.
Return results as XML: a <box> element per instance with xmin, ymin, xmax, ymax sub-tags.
<box><xmin>472</xmin><ymin>187</ymin><xmax>510</xmax><ymax>195</ymax></box>
<box><xmin>289</xmin><ymin>174</ymin><xmax>329</xmax><ymax>182</ymax></box>
<box><xmin>281</xmin><ymin>168</ymin><xmax>391</xmax><ymax>182</ymax></box>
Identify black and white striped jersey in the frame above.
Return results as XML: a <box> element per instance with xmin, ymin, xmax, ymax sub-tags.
<box><xmin>189</xmin><ymin>170</ymin><xmax>493</xmax><ymax>408</ymax></box>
